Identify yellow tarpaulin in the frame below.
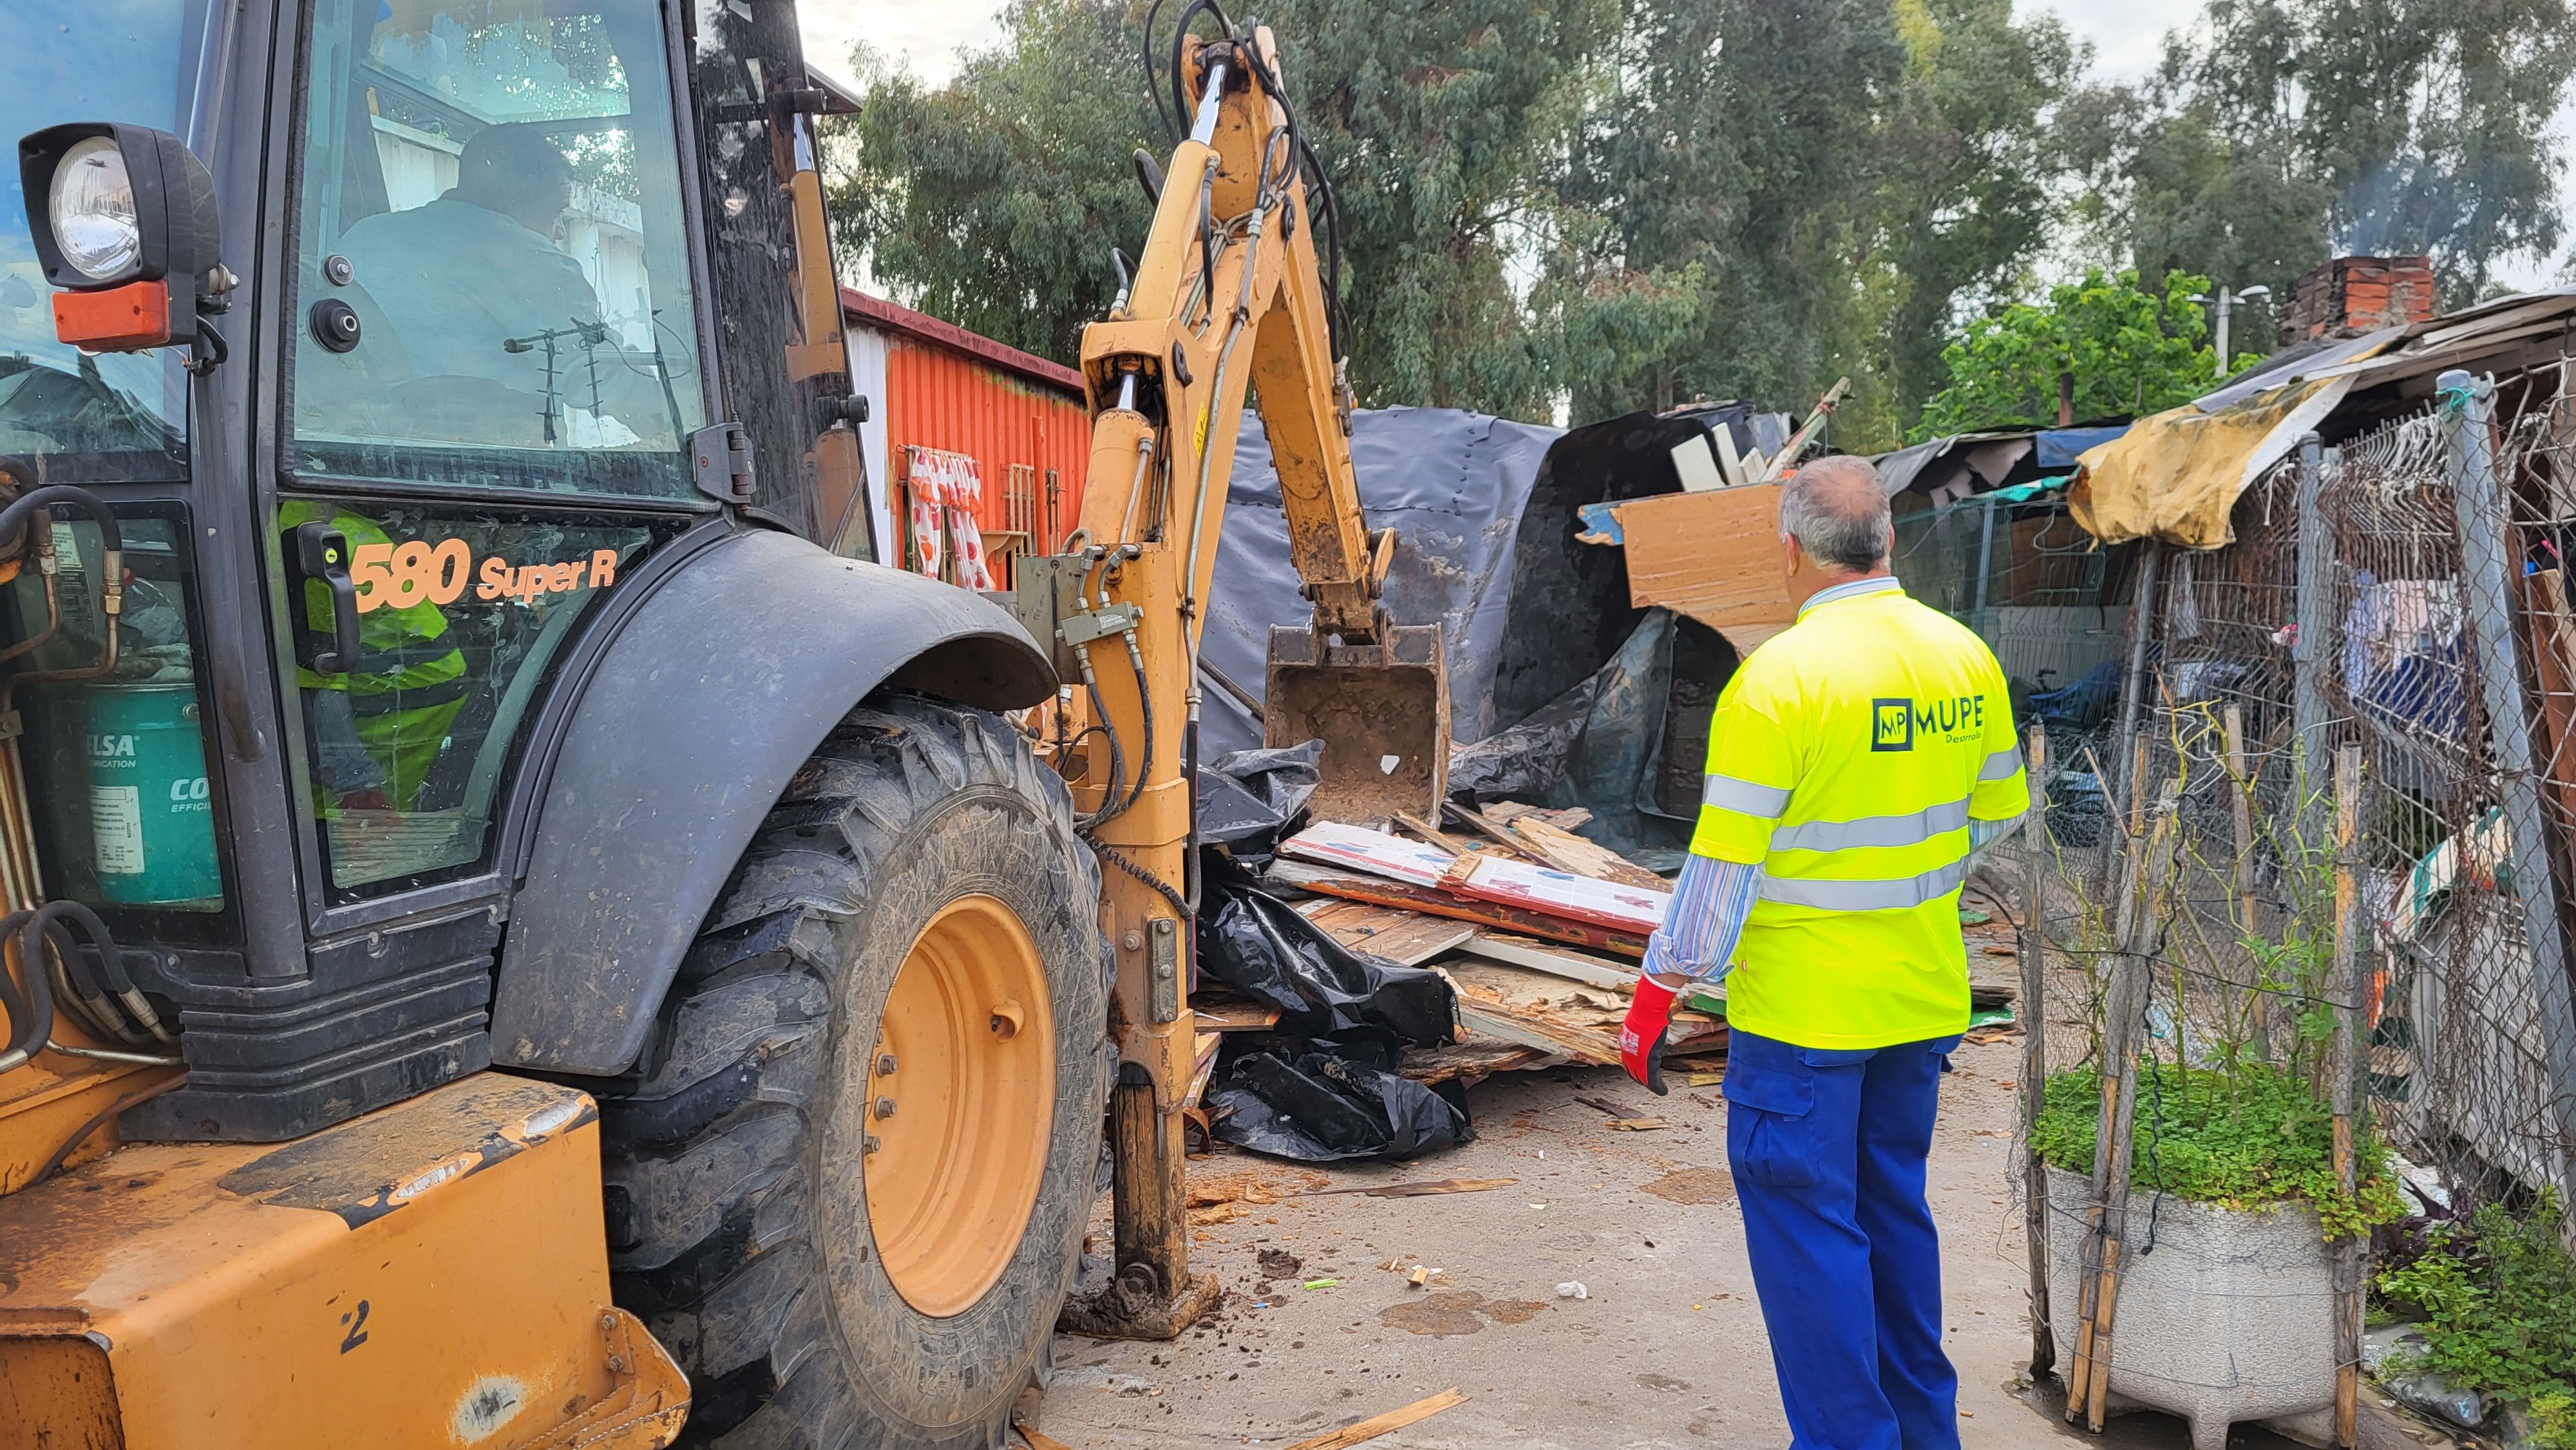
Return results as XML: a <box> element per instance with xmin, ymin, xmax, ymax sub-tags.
<box><xmin>2069</xmin><ymin>376</ymin><xmax>2354</xmax><ymax>549</ymax></box>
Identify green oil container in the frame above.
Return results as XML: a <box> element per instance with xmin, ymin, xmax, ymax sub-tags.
<box><xmin>84</xmin><ymin>682</ymin><xmax>222</xmax><ymax>907</ymax></box>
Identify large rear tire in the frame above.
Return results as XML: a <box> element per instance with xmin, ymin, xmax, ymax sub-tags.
<box><xmin>599</xmin><ymin>693</ymin><xmax>1110</xmax><ymax>1449</ymax></box>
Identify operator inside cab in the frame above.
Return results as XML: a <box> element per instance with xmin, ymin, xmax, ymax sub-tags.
<box><xmin>334</xmin><ymin>123</ymin><xmax>674</xmax><ymax>446</ymax></box>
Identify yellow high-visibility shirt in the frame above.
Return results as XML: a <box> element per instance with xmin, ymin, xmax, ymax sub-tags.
<box><xmin>1689</xmin><ymin>578</ymin><xmax>2029</xmax><ymax>1049</ymax></box>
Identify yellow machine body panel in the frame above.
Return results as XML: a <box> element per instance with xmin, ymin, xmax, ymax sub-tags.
<box><xmin>0</xmin><ymin>1074</ymin><xmax>687</xmax><ymax>1450</ymax></box>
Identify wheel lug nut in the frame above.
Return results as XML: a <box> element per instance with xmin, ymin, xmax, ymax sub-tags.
<box><xmin>863</xmin><ymin>1133</ymin><xmax>882</xmax><ymax>1154</ymax></box>
<box><xmin>876</xmin><ymin>1053</ymin><xmax>898</xmax><ymax>1076</ymax></box>
<box><xmin>875</xmin><ymin>1096</ymin><xmax>897</xmax><ymax>1119</ymax></box>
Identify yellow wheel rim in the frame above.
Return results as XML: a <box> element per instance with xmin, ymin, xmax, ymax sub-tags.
<box><xmin>864</xmin><ymin>894</ymin><xmax>1057</xmax><ymax>1318</ymax></box>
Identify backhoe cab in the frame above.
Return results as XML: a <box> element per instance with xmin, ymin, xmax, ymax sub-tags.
<box><xmin>0</xmin><ymin>1</ymin><xmax>1441</xmax><ymax>1443</ymax></box>
<box><xmin>0</xmin><ymin>3</ymin><xmax>1095</xmax><ymax>1447</ymax></box>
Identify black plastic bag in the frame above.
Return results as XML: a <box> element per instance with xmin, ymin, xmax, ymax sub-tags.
<box><xmin>1195</xmin><ymin>740</ymin><xmax>1323</xmax><ymax>863</ymax></box>
<box><xmin>1195</xmin><ymin>851</ymin><xmax>1455</xmax><ymax>1047</ymax></box>
<box><xmin>1206</xmin><ymin>1050</ymin><xmax>1473</xmax><ymax>1162</ymax></box>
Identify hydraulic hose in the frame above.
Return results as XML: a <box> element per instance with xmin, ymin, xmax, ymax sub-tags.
<box><xmin>0</xmin><ymin>910</ymin><xmax>53</xmax><ymax>1074</ymax></box>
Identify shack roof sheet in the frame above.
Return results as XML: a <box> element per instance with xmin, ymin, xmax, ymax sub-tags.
<box><xmin>841</xmin><ymin>287</ymin><xmax>1086</xmax><ymax>396</ymax></box>
<box><xmin>2072</xmin><ymin>288</ymin><xmax>2576</xmax><ymax>549</ymax></box>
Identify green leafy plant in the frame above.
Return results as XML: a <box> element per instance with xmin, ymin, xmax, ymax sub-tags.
<box><xmin>2376</xmin><ymin>1193</ymin><xmax>2576</xmax><ymax>1447</ymax></box>
<box><xmin>1911</xmin><ymin>268</ymin><xmax>2253</xmax><ymax>440</ymax></box>
<box><xmin>2033</xmin><ymin>1061</ymin><xmax>2405</xmax><ymax>1239</ymax></box>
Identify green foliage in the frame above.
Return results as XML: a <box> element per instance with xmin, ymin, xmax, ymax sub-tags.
<box><xmin>820</xmin><ymin>0</ymin><xmax>2576</xmax><ymax>436</ymax></box>
<box><xmin>2063</xmin><ymin>0</ymin><xmax>2576</xmax><ymax>312</ymax></box>
<box><xmin>2377</xmin><ymin>1194</ymin><xmax>2576</xmax><ymax>1443</ymax></box>
<box><xmin>2032</xmin><ymin>1062</ymin><xmax>2405</xmax><ymax>1238</ymax></box>
<box><xmin>1912</xmin><ymin>270</ymin><xmax>2248</xmax><ymax>439</ymax></box>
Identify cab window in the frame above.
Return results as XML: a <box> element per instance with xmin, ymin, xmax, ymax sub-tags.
<box><xmin>291</xmin><ymin>0</ymin><xmax>707</xmax><ymax>498</ymax></box>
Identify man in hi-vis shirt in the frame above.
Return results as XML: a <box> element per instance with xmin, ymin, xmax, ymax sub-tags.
<box><xmin>1622</xmin><ymin>455</ymin><xmax>2028</xmax><ymax>1450</ymax></box>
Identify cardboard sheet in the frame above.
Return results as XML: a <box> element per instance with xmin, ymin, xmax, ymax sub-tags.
<box><xmin>1609</xmin><ymin>484</ymin><xmax>1795</xmax><ymax>654</ymax></box>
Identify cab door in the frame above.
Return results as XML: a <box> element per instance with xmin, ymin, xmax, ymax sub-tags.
<box><xmin>277</xmin><ymin>0</ymin><xmax>716</xmax><ymax>921</ymax></box>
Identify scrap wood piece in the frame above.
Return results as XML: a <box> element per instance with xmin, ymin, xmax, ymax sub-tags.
<box><xmin>1505</xmin><ymin>815</ymin><xmax>1671</xmax><ymax>891</ymax></box>
<box><xmin>1400</xmin><ymin>1037</ymin><xmax>1557</xmax><ymax>1084</ymax></box>
<box><xmin>1294</xmin><ymin>898</ymin><xmax>1477</xmax><ymax>966</ymax></box>
<box><xmin>1013</xmin><ymin>1421</ymin><xmax>1074</xmax><ymax>1450</ymax></box>
<box><xmin>1280</xmin><ymin>1388</ymin><xmax>1468</xmax><ymax>1450</ymax></box>
<box><xmin>1191</xmin><ymin>996</ymin><xmax>1282</xmax><ymax>1032</ymax></box>
<box><xmin>1279</xmin><ymin>822</ymin><xmax>1458</xmax><ymax>887</ymax></box>
<box><xmin>1291</xmin><ymin>1176</ymin><xmax>1517</xmax><ymax>1200</ymax></box>
<box><xmin>1607</xmin><ymin>1118</ymin><xmax>1672</xmax><ymax>1132</ymax></box>
<box><xmin>1267</xmin><ymin>860</ymin><xmax>1653</xmax><ymax>957</ymax></box>
<box><xmin>1390</xmin><ymin>809</ymin><xmax>1480</xmax><ymax>858</ymax></box>
<box><xmin>1452</xmin><ymin>853</ymin><xmax>1669</xmax><ymax>934</ymax></box>
<box><xmin>1183</xmin><ymin>1031</ymin><xmax>1222</xmax><ymax>1110</ymax></box>
<box><xmin>1611</xmin><ymin>484</ymin><xmax>1795</xmax><ymax>639</ymax></box>
<box><xmin>1459</xmin><ymin>932</ymin><xmax>1639</xmax><ymax>990</ymax></box>
<box><xmin>1455</xmin><ymin>1003</ymin><xmax>1618</xmax><ymax>1066</ymax></box>
<box><xmin>1483</xmin><ymin>802</ymin><xmax>1593</xmax><ymax>831</ymax></box>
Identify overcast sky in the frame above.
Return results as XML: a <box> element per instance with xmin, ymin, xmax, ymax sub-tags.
<box><xmin>795</xmin><ymin>0</ymin><xmax>2571</xmax><ymax>288</ymax></box>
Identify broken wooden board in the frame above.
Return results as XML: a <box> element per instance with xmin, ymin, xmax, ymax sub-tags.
<box><xmin>1450</xmin><ymin>852</ymin><xmax>1669</xmax><ymax>934</ymax></box>
<box><xmin>1294</xmin><ymin>898</ymin><xmax>1477</xmax><ymax>966</ymax></box>
<box><xmin>1183</xmin><ymin>1031</ymin><xmax>1222</xmax><ymax>1109</ymax></box>
<box><xmin>1483</xmin><ymin>802</ymin><xmax>1593</xmax><ymax>831</ymax></box>
<box><xmin>1281</xmin><ymin>1388</ymin><xmax>1467</xmax><ymax>1450</ymax></box>
<box><xmin>1265</xmin><ymin>859</ymin><xmax>1653</xmax><ymax>957</ymax></box>
<box><xmin>1442</xmin><ymin>958</ymin><xmax>1718</xmax><ymax>1067</ymax></box>
<box><xmin>1612</xmin><ymin>485</ymin><xmax>1797</xmax><ymax>655</ymax></box>
<box><xmin>1506</xmin><ymin>815</ymin><xmax>1670</xmax><ymax>891</ymax></box>
<box><xmin>1190</xmin><ymin>995</ymin><xmax>1283</xmax><ymax>1032</ymax></box>
<box><xmin>1399</xmin><ymin>1035</ymin><xmax>1558</xmax><ymax>1083</ymax></box>
<box><xmin>1278</xmin><ymin>821</ymin><xmax>1456</xmax><ymax>887</ymax></box>
<box><xmin>1456</xmin><ymin>933</ymin><xmax>1727</xmax><ymax>1018</ymax></box>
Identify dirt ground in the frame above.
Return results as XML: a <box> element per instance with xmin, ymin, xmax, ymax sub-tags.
<box><xmin>1029</xmin><ymin>1036</ymin><xmax>2305</xmax><ymax>1449</ymax></box>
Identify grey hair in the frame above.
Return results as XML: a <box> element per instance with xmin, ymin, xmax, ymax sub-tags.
<box><xmin>1777</xmin><ymin>455</ymin><xmax>1891</xmax><ymax>570</ymax></box>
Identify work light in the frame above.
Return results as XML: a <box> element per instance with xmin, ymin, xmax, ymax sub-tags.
<box><xmin>48</xmin><ymin>137</ymin><xmax>144</xmax><ymax>285</ymax></box>
<box><xmin>16</xmin><ymin>122</ymin><xmax>222</xmax><ymax>353</ymax></box>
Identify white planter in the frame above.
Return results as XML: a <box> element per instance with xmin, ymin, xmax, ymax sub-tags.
<box><xmin>2043</xmin><ymin>1165</ymin><xmax>2339</xmax><ymax>1450</ymax></box>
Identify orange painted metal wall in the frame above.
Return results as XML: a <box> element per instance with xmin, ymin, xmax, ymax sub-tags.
<box><xmin>883</xmin><ymin>334</ymin><xmax>1092</xmax><ymax>566</ymax></box>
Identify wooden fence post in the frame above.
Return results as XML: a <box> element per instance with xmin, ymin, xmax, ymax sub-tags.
<box><xmin>2329</xmin><ymin>745</ymin><xmax>2363</xmax><ymax>1447</ymax></box>
<box><xmin>2018</xmin><ymin>728</ymin><xmax>2054</xmax><ymax>1381</ymax></box>
<box><xmin>2066</xmin><ymin>780</ymin><xmax>2178</xmax><ymax>1429</ymax></box>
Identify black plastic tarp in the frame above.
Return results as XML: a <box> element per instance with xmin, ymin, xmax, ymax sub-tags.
<box><xmin>1205</xmin><ymin>1050</ymin><xmax>1472</xmax><ymax>1162</ymax></box>
<box><xmin>1199</xmin><ymin>406</ymin><xmax>1562</xmax><ymax>758</ymax></box>
<box><xmin>1194</xmin><ymin>740</ymin><xmax>1322</xmax><ymax>864</ymax></box>
<box><xmin>1194</xmin><ymin>851</ymin><xmax>1454</xmax><ymax>1048</ymax></box>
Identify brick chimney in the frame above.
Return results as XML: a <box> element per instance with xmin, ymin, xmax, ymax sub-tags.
<box><xmin>2279</xmin><ymin>255</ymin><xmax>2438</xmax><ymax>347</ymax></box>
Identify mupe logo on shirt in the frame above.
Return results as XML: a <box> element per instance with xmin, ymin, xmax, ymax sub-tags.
<box><xmin>1871</xmin><ymin>694</ymin><xmax>1987</xmax><ymax>751</ymax></box>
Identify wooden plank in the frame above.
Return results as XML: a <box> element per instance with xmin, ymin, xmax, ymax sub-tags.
<box><xmin>1191</xmin><ymin>997</ymin><xmax>1282</xmax><ymax>1032</ymax></box>
<box><xmin>1183</xmin><ymin>1031</ymin><xmax>1222</xmax><ymax>1109</ymax></box>
<box><xmin>1457</xmin><ymin>933</ymin><xmax>1725</xmax><ymax>1017</ymax></box>
<box><xmin>1390</xmin><ymin>809</ymin><xmax>1479</xmax><ymax>858</ymax></box>
<box><xmin>1278</xmin><ymin>822</ymin><xmax>1456</xmax><ymax>887</ymax></box>
<box><xmin>1400</xmin><ymin>1036</ymin><xmax>1558</xmax><ymax>1083</ymax></box>
<box><xmin>1281</xmin><ymin>1388</ymin><xmax>1467</xmax><ymax>1450</ymax></box>
<box><xmin>2017</xmin><ymin>728</ymin><xmax>2056</xmax><ymax>1382</ymax></box>
<box><xmin>1456</xmin><ymin>1003</ymin><xmax>1618</xmax><ymax>1064</ymax></box>
<box><xmin>1452</xmin><ymin>853</ymin><xmax>1669</xmax><ymax>934</ymax></box>
<box><xmin>1014</xmin><ymin>1422</ymin><xmax>1075</xmax><ymax>1450</ymax></box>
<box><xmin>2330</xmin><ymin>748</ymin><xmax>2363</xmax><ymax>1448</ymax></box>
<box><xmin>1506</xmin><ymin>816</ymin><xmax>1671</xmax><ymax>890</ymax></box>
<box><xmin>1266</xmin><ymin>860</ymin><xmax>1654</xmax><ymax>957</ymax></box>
<box><xmin>1295</xmin><ymin>898</ymin><xmax>1477</xmax><ymax>966</ymax></box>
<box><xmin>1611</xmin><ymin>485</ymin><xmax>1795</xmax><ymax>634</ymax></box>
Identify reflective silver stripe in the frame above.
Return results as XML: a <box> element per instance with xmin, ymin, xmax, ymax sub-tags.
<box><xmin>1978</xmin><ymin>746</ymin><xmax>2023</xmax><ymax>782</ymax></box>
<box><xmin>1770</xmin><ymin>798</ymin><xmax>1971</xmax><ymax>853</ymax></box>
<box><xmin>1759</xmin><ymin>857</ymin><xmax>1970</xmax><ymax>912</ymax></box>
<box><xmin>1702</xmin><ymin>772</ymin><xmax>1792</xmax><ymax>818</ymax></box>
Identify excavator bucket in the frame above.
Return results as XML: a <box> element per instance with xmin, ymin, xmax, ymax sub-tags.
<box><xmin>1263</xmin><ymin>625</ymin><xmax>1448</xmax><ymax>824</ymax></box>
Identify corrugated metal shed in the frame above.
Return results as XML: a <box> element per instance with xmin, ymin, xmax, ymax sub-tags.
<box><xmin>842</xmin><ymin>288</ymin><xmax>1090</xmax><ymax>582</ymax></box>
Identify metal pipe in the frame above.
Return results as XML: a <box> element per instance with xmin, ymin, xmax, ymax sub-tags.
<box><xmin>2110</xmin><ymin>539</ymin><xmax>2164</xmax><ymax>820</ymax></box>
<box><xmin>2441</xmin><ymin>368</ymin><xmax>2576</xmax><ymax>1167</ymax></box>
<box><xmin>1186</xmin><ymin>61</ymin><xmax>1231</xmax><ymax>145</ymax></box>
<box><xmin>2291</xmin><ymin>431</ymin><xmax>2331</xmax><ymax>774</ymax></box>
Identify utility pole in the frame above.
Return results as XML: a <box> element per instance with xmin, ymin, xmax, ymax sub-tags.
<box><xmin>2192</xmin><ymin>284</ymin><xmax>2272</xmax><ymax>381</ymax></box>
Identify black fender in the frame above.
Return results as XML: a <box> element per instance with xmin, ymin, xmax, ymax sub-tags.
<box><xmin>488</xmin><ymin>528</ymin><xmax>1054</xmax><ymax>1075</ymax></box>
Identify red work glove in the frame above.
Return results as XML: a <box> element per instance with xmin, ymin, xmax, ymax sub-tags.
<box><xmin>1619</xmin><ymin>973</ymin><xmax>1685</xmax><ymax>1096</ymax></box>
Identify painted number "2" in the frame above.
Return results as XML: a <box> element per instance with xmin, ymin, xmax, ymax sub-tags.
<box><xmin>339</xmin><ymin>1299</ymin><xmax>372</xmax><ymax>1353</ymax></box>
<box><xmin>350</xmin><ymin>539</ymin><xmax>471</xmax><ymax>614</ymax></box>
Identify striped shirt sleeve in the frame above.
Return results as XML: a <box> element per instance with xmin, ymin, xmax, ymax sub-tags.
<box><xmin>1642</xmin><ymin>852</ymin><xmax>1763</xmax><ymax>983</ymax></box>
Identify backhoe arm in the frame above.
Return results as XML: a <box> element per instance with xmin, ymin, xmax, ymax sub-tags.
<box><xmin>1045</xmin><ymin>23</ymin><xmax>1442</xmax><ymax>1341</ymax></box>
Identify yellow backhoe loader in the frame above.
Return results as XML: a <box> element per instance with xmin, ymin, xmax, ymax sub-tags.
<box><xmin>0</xmin><ymin>1</ymin><xmax>1435</xmax><ymax>1444</ymax></box>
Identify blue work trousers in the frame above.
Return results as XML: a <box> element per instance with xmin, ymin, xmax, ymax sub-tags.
<box><xmin>1724</xmin><ymin>1028</ymin><xmax>1963</xmax><ymax>1450</ymax></box>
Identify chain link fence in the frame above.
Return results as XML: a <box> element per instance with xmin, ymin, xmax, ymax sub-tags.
<box><xmin>1998</xmin><ymin>364</ymin><xmax>2576</xmax><ymax>1248</ymax></box>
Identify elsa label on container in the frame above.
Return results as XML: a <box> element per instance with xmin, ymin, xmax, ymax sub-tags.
<box><xmin>90</xmin><ymin>784</ymin><xmax>146</xmax><ymax>876</ymax></box>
